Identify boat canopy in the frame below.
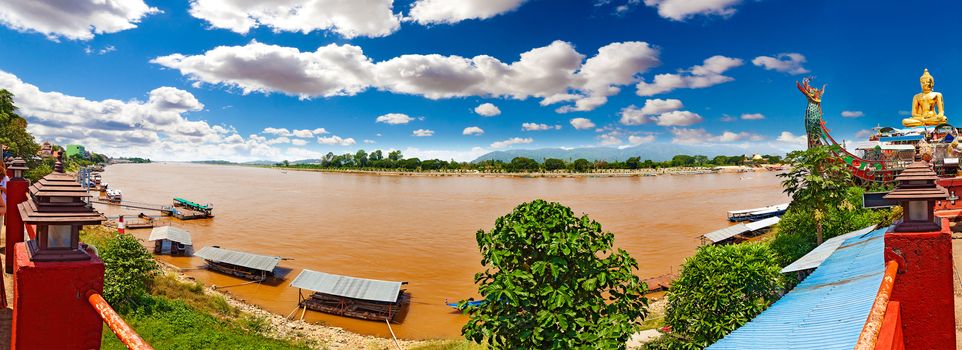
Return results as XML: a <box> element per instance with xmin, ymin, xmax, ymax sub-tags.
<box><xmin>148</xmin><ymin>226</ymin><xmax>192</xmax><ymax>245</ymax></box>
<box><xmin>195</xmin><ymin>246</ymin><xmax>281</xmax><ymax>272</ymax></box>
<box><xmin>290</xmin><ymin>269</ymin><xmax>403</xmax><ymax>303</ymax></box>
<box><xmin>727</xmin><ymin>203</ymin><xmax>789</xmax><ymax>216</ymax></box>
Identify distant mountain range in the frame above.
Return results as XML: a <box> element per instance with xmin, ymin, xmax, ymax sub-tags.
<box><xmin>471</xmin><ymin>143</ymin><xmax>788</xmax><ymax>163</ymax></box>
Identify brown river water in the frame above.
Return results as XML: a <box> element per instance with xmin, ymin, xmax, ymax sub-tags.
<box><xmin>94</xmin><ymin>163</ymin><xmax>787</xmax><ymax>340</ymax></box>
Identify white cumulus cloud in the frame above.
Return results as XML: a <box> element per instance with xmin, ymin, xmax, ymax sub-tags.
<box><xmin>570</xmin><ymin>117</ymin><xmax>596</xmax><ymax>130</ymax></box>
<box><xmin>752</xmin><ymin>53</ymin><xmax>810</xmax><ymax>75</ymax></box>
<box><xmin>842</xmin><ymin>110</ymin><xmax>864</xmax><ymax>118</ymax></box>
<box><xmin>642</xmin><ymin>0</ymin><xmax>743</xmax><ymax>21</ymax></box>
<box><xmin>0</xmin><ymin>69</ymin><xmax>324</xmax><ymax>162</ymax></box>
<box><xmin>741</xmin><ymin>113</ymin><xmax>765</xmax><ymax>120</ymax></box>
<box><xmin>188</xmin><ymin>0</ymin><xmax>400</xmax><ymax>38</ymax></box>
<box><xmin>409</xmin><ymin>0</ymin><xmax>527</xmax><ymax>24</ymax></box>
<box><xmin>152</xmin><ymin>41</ymin><xmax>375</xmax><ymax>99</ymax></box>
<box><xmin>474</xmin><ymin>102</ymin><xmax>501</xmax><ymax>116</ymax></box>
<box><xmin>153</xmin><ymin>39</ymin><xmax>660</xmax><ymax>112</ymax></box>
<box><xmin>490</xmin><ymin>137</ymin><xmax>533</xmax><ymax>149</ymax></box>
<box><xmin>522</xmin><ymin>122</ymin><xmax>561</xmax><ymax>131</ymax></box>
<box><xmin>412</xmin><ymin>129</ymin><xmax>434</xmax><ymax>137</ymax></box>
<box><xmin>671</xmin><ymin>128</ymin><xmax>764</xmax><ymax>144</ymax></box>
<box><xmin>317</xmin><ymin>135</ymin><xmax>356</xmax><ymax>146</ymax></box>
<box><xmin>376</xmin><ymin>113</ymin><xmax>415</xmax><ymax>125</ymax></box>
<box><xmin>636</xmin><ymin>55</ymin><xmax>742</xmax><ymax>96</ymax></box>
<box><xmin>0</xmin><ymin>0</ymin><xmax>159</xmax><ymax>41</ymax></box>
<box><xmin>653</xmin><ymin>110</ymin><xmax>703</xmax><ymax>126</ymax></box>
<box><xmin>777</xmin><ymin>131</ymin><xmax>807</xmax><ymax>145</ymax></box>
<box><xmin>463</xmin><ymin>126</ymin><xmax>484</xmax><ymax>135</ymax></box>
<box><xmin>619</xmin><ymin>98</ymin><xmax>683</xmax><ymax>125</ymax></box>
<box><xmin>598</xmin><ymin>133</ymin><xmax>623</xmax><ymax>145</ymax></box>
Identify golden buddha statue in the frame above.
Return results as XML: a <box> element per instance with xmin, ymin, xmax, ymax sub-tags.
<box><xmin>902</xmin><ymin>69</ymin><xmax>947</xmax><ymax>127</ymax></box>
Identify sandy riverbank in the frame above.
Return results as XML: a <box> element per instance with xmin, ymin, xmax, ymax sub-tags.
<box><xmin>270</xmin><ymin>165</ymin><xmax>779</xmax><ymax>178</ymax></box>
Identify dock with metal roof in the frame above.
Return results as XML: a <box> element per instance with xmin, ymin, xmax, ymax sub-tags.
<box><xmin>195</xmin><ymin>246</ymin><xmax>282</xmax><ymax>281</ymax></box>
<box><xmin>290</xmin><ymin>269</ymin><xmax>409</xmax><ymax>322</ymax></box>
<box><xmin>708</xmin><ymin>226</ymin><xmax>887</xmax><ymax>349</ymax></box>
<box><xmin>702</xmin><ymin>216</ymin><xmax>781</xmax><ymax>245</ymax></box>
<box><xmin>148</xmin><ymin>226</ymin><xmax>193</xmax><ymax>256</ymax></box>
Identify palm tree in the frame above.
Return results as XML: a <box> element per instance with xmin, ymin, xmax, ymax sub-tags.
<box><xmin>778</xmin><ymin>146</ymin><xmax>853</xmax><ymax>244</ymax></box>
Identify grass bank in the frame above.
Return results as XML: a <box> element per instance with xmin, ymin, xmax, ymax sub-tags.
<box><xmin>83</xmin><ymin>226</ymin><xmax>478</xmax><ymax>349</ymax></box>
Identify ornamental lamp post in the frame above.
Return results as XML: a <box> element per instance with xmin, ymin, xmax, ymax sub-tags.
<box><xmin>8</xmin><ymin>157</ymin><xmax>27</xmax><ymax>179</ymax></box>
<box><xmin>17</xmin><ymin>157</ymin><xmax>105</xmax><ymax>261</ymax></box>
<box><xmin>884</xmin><ymin>160</ymin><xmax>949</xmax><ymax>232</ymax></box>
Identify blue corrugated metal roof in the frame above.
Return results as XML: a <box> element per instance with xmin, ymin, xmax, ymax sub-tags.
<box><xmin>879</xmin><ymin>134</ymin><xmax>923</xmax><ymax>142</ymax></box>
<box><xmin>708</xmin><ymin>226</ymin><xmax>887</xmax><ymax>350</ymax></box>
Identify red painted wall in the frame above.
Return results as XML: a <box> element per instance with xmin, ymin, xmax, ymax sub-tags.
<box><xmin>11</xmin><ymin>243</ymin><xmax>105</xmax><ymax>349</ymax></box>
<box><xmin>884</xmin><ymin>224</ymin><xmax>956</xmax><ymax>349</ymax></box>
<box><xmin>4</xmin><ymin>178</ymin><xmax>27</xmax><ymax>274</ymax></box>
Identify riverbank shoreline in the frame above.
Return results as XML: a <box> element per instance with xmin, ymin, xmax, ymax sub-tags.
<box><xmin>156</xmin><ymin>261</ymin><xmax>445</xmax><ymax>349</ymax></box>
<box><xmin>263</xmin><ymin>165</ymin><xmax>778</xmax><ymax>178</ymax></box>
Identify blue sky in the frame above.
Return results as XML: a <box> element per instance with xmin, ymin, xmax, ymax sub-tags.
<box><xmin>0</xmin><ymin>0</ymin><xmax>960</xmax><ymax>161</ymax></box>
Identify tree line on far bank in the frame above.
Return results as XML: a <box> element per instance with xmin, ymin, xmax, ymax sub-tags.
<box><xmin>275</xmin><ymin>150</ymin><xmax>784</xmax><ymax>173</ymax></box>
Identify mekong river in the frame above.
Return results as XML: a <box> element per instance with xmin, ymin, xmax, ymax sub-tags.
<box><xmin>96</xmin><ymin>163</ymin><xmax>787</xmax><ymax>340</ymax></box>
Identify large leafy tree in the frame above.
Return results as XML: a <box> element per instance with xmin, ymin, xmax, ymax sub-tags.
<box><xmin>651</xmin><ymin>244</ymin><xmax>783</xmax><ymax>349</ymax></box>
<box><xmin>463</xmin><ymin>200</ymin><xmax>649</xmax><ymax>349</ymax></box>
<box><xmin>0</xmin><ymin>89</ymin><xmax>40</xmax><ymax>161</ymax></box>
<box><xmin>778</xmin><ymin>146</ymin><xmax>853</xmax><ymax>244</ymax></box>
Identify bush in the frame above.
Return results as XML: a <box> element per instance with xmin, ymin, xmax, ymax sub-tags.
<box><xmin>463</xmin><ymin>200</ymin><xmax>649</xmax><ymax>349</ymax></box>
<box><xmin>770</xmin><ymin>187</ymin><xmax>892</xmax><ymax>267</ymax></box>
<box><xmin>100</xmin><ymin>233</ymin><xmax>158</xmax><ymax>309</ymax></box>
<box><xmin>652</xmin><ymin>243</ymin><xmax>783</xmax><ymax>349</ymax></box>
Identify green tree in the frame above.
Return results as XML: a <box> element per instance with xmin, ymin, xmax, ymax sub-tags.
<box><xmin>354</xmin><ymin>149</ymin><xmax>368</xmax><ymax>167</ymax></box>
<box><xmin>388</xmin><ymin>150</ymin><xmax>403</xmax><ymax>161</ymax></box>
<box><xmin>508</xmin><ymin>157</ymin><xmax>539</xmax><ymax>172</ymax></box>
<box><xmin>626</xmin><ymin>156</ymin><xmax>640</xmax><ymax>169</ymax></box>
<box><xmin>655</xmin><ymin>244</ymin><xmax>783</xmax><ymax>349</ymax></box>
<box><xmin>0</xmin><ymin>89</ymin><xmax>40</xmax><ymax>162</ymax></box>
<box><xmin>369</xmin><ymin>149</ymin><xmax>383</xmax><ymax>161</ymax></box>
<box><xmin>770</xmin><ymin>186</ymin><xmax>892</xmax><ymax>267</ymax></box>
<box><xmin>572</xmin><ymin>158</ymin><xmax>591</xmax><ymax>172</ymax></box>
<box><xmin>99</xmin><ymin>234</ymin><xmax>159</xmax><ymax>309</ymax></box>
<box><xmin>463</xmin><ymin>200</ymin><xmax>649</xmax><ymax>349</ymax></box>
<box><xmin>778</xmin><ymin>146</ymin><xmax>853</xmax><ymax>244</ymax></box>
<box><xmin>544</xmin><ymin>158</ymin><xmax>566</xmax><ymax>171</ymax></box>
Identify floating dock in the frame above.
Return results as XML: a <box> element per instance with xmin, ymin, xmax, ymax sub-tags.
<box><xmin>703</xmin><ymin>216</ymin><xmax>781</xmax><ymax>245</ymax></box>
<box><xmin>195</xmin><ymin>246</ymin><xmax>281</xmax><ymax>281</ymax></box>
<box><xmin>290</xmin><ymin>269</ymin><xmax>410</xmax><ymax>323</ymax></box>
<box><xmin>165</xmin><ymin>197</ymin><xmax>214</xmax><ymax>220</ymax></box>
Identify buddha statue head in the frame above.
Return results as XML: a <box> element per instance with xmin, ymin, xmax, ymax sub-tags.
<box><xmin>921</xmin><ymin>68</ymin><xmax>934</xmax><ymax>92</ymax></box>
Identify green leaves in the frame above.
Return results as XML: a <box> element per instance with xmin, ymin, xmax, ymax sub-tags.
<box><xmin>463</xmin><ymin>199</ymin><xmax>649</xmax><ymax>349</ymax></box>
<box><xmin>99</xmin><ymin>233</ymin><xmax>159</xmax><ymax>310</ymax></box>
<box><xmin>778</xmin><ymin>146</ymin><xmax>854</xmax><ymax>244</ymax></box>
<box><xmin>656</xmin><ymin>244</ymin><xmax>783</xmax><ymax>349</ymax></box>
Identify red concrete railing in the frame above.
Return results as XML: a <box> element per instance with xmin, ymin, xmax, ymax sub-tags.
<box><xmin>854</xmin><ymin>260</ymin><xmax>900</xmax><ymax>349</ymax></box>
<box><xmin>86</xmin><ymin>291</ymin><xmax>153</xmax><ymax>350</ymax></box>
